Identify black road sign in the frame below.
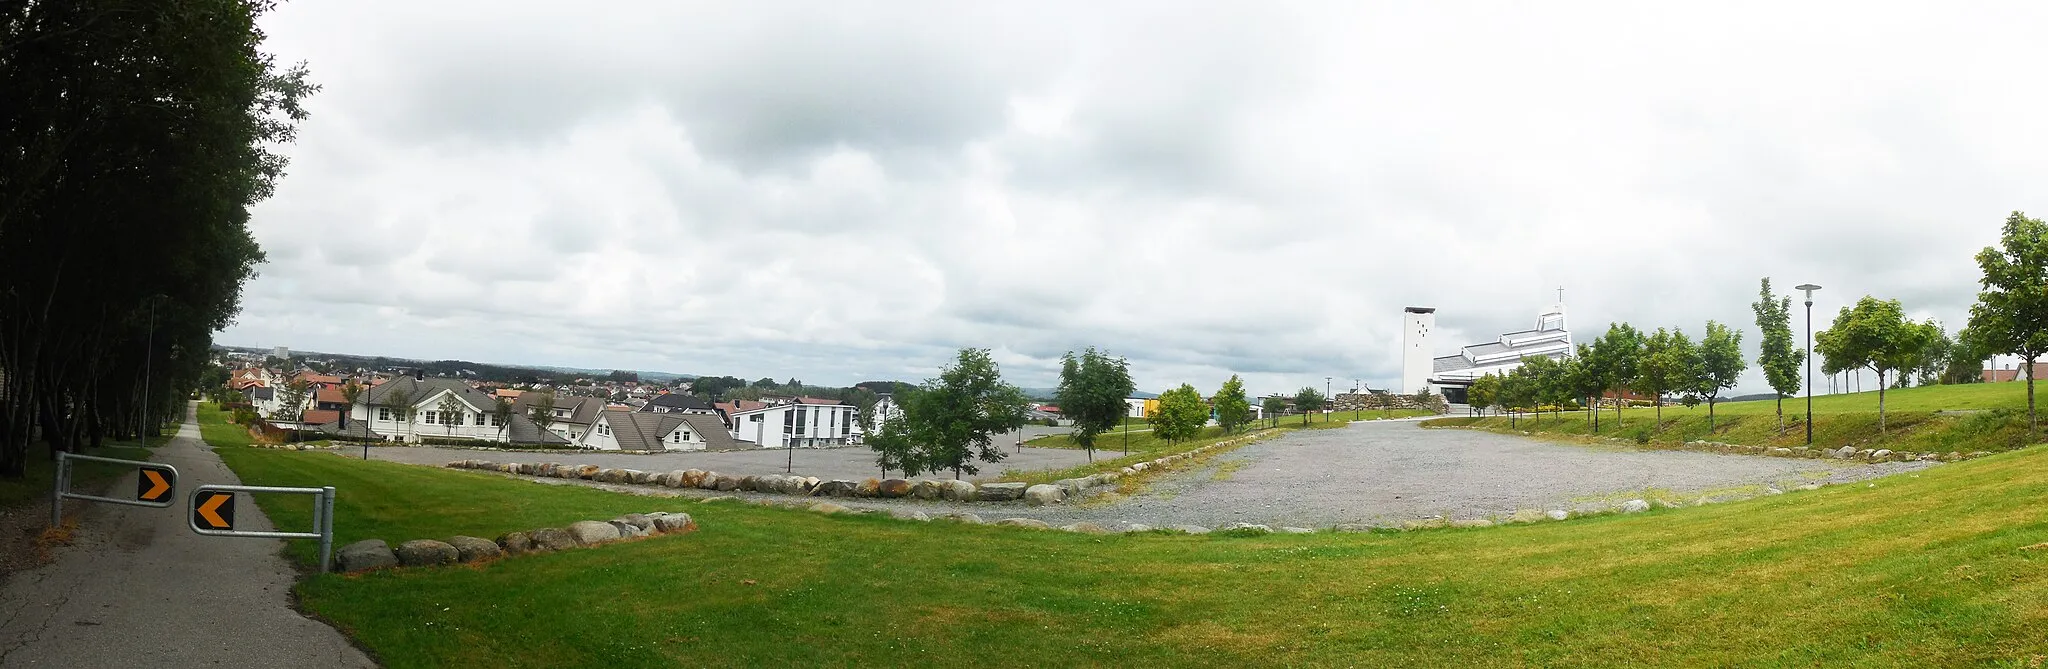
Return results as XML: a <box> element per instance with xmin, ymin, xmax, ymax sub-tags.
<box><xmin>137</xmin><ymin>465</ymin><xmax>175</xmax><ymax>503</ymax></box>
<box><xmin>193</xmin><ymin>491</ymin><xmax>234</xmax><ymax>531</ymax></box>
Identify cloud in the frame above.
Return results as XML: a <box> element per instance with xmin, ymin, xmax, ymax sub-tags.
<box><xmin>231</xmin><ymin>1</ymin><xmax>2048</xmax><ymax>398</ymax></box>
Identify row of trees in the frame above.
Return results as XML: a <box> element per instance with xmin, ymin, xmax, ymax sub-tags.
<box><xmin>1468</xmin><ymin>318</ymin><xmax>1748</xmax><ymax>432</ymax></box>
<box><xmin>0</xmin><ymin>0</ymin><xmax>313</xmax><ymax>475</ymax></box>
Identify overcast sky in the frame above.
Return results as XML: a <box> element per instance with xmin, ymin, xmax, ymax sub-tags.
<box><xmin>227</xmin><ymin>2</ymin><xmax>2048</xmax><ymax>397</ymax></box>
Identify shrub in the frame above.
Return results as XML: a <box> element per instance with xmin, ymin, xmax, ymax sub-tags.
<box><xmin>418</xmin><ymin>436</ymin><xmax>509</xmax><ymax>447</ymax></box>
<box><xmin>1041</xmin><ymin>417</ymin><xmax>1059</xmax><ymax>427</ymax></box>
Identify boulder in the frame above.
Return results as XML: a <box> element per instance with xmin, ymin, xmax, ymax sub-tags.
<box><xmin>1024</xmin><ymin>484</ymin><xmax>1065</xmax><ymax>506</ymax></box>
<box><xmin>1620</xmin><ymin>499</ymin><xmax>1651</xmax><ymax>514</ymax></box>
<box><xmin>1059</xmin><ymin>522</ymin><xmax>1113</xmax><ymax>534</ymax></box>
<box><xmin>574</xmin><ymin>464</ymin><xmax>601</xmax><ymax>479</ymax></box>
<box><xmin>630</xmin><ymin>470</ymin><xmax>657</xmax><ymax>485</ymax></box>
<box><xmin>1332</xmin><ymin>523</ymin><xmax>1376</xmax><ymax>533</ymax></box>
<box><xmin>892</xmin><ymin>510</ymin><xmax>932</xmax><ymax>522</ymax></box>
<box><xmin>940</xmin><ymin>479</ymin><xmax>976</xmax><ymax>501</ymax></box>
<box><xmin>877</xmin><ymin>479</ymin><xmax>913</xmax><ymax>498</ymax></box>
<box><xmin>680</xmin><ymin>469</ymin><xmax>707</xmax><ymax>488</ymax></box>
<box><xmin>809</xmin><ymin>502</ymin><xmax>851</xmax><ymax>515</ymax></box>
<box><xmin>1449</xmin><ymin>519</ymin><xmax>1494</xmax><ymax>528</ymax></box>
<box><xmin>1764</xmin><ymin>487</ymin><xmax>1785</xmax><ymax>496</ymax></box>
<box><xmin>529</xmin><ymin>527</ymin><xmax>577</xmax><ymax>551</ymax></box>
<box><xmin>443</xmin><ymin>461</ymin><xmax>466</xmax><ymax>469</ymax></box>
<box><xmin>567</xmin><ymin>520</ymin><xmax>622</xmax><ymax>545</ymax></box>
<box><xmin>812</xmin><ymin>480</ymin><xmax>859</xmax><ymax>497</ymax></box>
<box><xmin>1120</xmin><ymin>467</ymin><xmax>1138</xmax><ymax>477</ymax></box>
<box><xmin>696</xmin><ymin>471</ymin><xmax>722</xmax><ymax>489</ymax></box>
<box><xmin>1969</xmin><ymin>451</ymin><xmax>1993</xmax><ymax>459</ymax></box>
<box><xmin>1220</xmin><ymin>523</ymin><xmax>1273</xmax><ymax>534</ymax></box>
<box><xmin>495</xmin><ymin>531</ymin><xmax>535</xmax><ymax>555</ymax></box>
<box><xmin>714</xmin><ymin>475</ymin><xmax>742</xmax><ymax>492</ymax></box>
<box><xmin>977</xmin><ymin>482</ymin><xmax>1027</xmax><ymax>502</ymax></box>
<box><xmin>853</xmin><ymin>479</ymin><xmax>880</xmax><ymax>497</ymax></box>
<box><xmin>1130</xmin><ymin>462</ymin><xmax>1149</xmax><ymax>473</ymax></box>
<box><xmin>935</xmin><ymin>512</ymin><xmax>984</xmax><ymax>524</ymax></box>
<box><xmin>336</xmin><ymin>539</ymin><xmax>398</xmax><ymax>573</ymax></box>
<box><xmin>1796</xmin><ymin>483</ymin><xmax>1821</xmax><ymax>491</ymax></box>
<box><xmin>607</xmin><ymin>519</ymin><xmax>651</xmax><ymax>538</ymax></box>
<box><xmin>1168</xmin><ymin>524</ymin><xmax>1210</xmax><ymax>534</ymax></box>
<box><xmin>659</xmin><ymin>470</ymin><xmax>687</xmax><ymax>487</ymax></box>
<box><xmin>652</xmin><ymin>513</ymin><xmax>696</xmax><ymax>533</ymax></box>
<box><xmin>993</xmin><ymin>518</ymin><xmax>1051</xmax><ymax>529</ymax></box>
<box><xmin>447</xmin><ymin>536</ymin><xmax>503</xmax><ymax>563</ymax></box>
<box><xmin>1871</xmin><ymin>449</ymin><xmax>1893</xmax><ymax>461</ymax></box>
<box><xmin>697</xmin><ymin>495</ymin><xmax>737</xmax><ymax>504</ymax></box>
<box><xmin>911</xmin><ymin>480</ymin><xmax>944</xmax><ymax>500</ymax></box>
<box><xmin>1279</xmin><ymin>527</ymin><xmax>1315</xmax><ymax>534</ymax></box>
<box><xmin>1122</xmin><ymin>523</ymin><xmax>1155</xmax><ymax>533</ymax></box>
<box><xmin>394</xmin><ymin>539</ymin><xmax>460</xmax><ymax>567</ymax></box>
<box><xmin>616</xmin><ymin>513</ymin><xmax>655</xmax><ymax>531</ymax></box>
<box><xmin>1509</xmin><ymin>509</ymin><xmax>1548</xmax><ymax>524</ymax></box>
<box><xmin>1855</xmin><ymin>449</ymin><xmax>1874</xmax><ymax>460</ymax></box>
<box><xmin>1834</xmin><ymin>446</ymin><xmax>1857</xmax><ymax>459</ymax></box>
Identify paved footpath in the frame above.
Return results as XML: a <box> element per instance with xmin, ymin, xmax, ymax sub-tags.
<box><xmin>0</xmin><ymin>402</ymin><xmax>373</xmax><ymax>667</ymax></box>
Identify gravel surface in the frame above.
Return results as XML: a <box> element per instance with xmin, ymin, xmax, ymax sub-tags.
<box><xmin>384</xmin><ymin>420</ymin><xmax>1937</xmax><ymax>530</ymax></box>
<box><xmin>360</xmin><ymin>441</ymin><xmax>1095</xmax><ymax>483</ymax></box>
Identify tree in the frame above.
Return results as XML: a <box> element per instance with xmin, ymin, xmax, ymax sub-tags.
<box><xmin>527</xmin><ymin>391</ymin><xmax>557</xmax><ymax>434</ymax></box>
<box><xmin>339</xmin><ymin>380</ymin><xmax>366</xmax><ymax>440</ymax></box>
<box><xmin>1467</xmin><ymin>374</ymin><xmax>1500</xmax><ymax>418</ymax></box>
<box><xmin>1970</xmin><ymin>212</ymin><xmax>2048</xmax><ymax>433</ymax></box>
<box><xmin>1693</xmin><ymin>321</ymin><xmax>1745</xmax><ymax>431</ymax></box>
<box><xmin>1587</xmin><ymin>323</ymin><xmax>1644</xmax><ymax>429</ymax></box>
<box><xmin>1293</xmin><ymin>387</ymin><xmax>1326</xmax><ymax>425</ymax></box>
<box><xmin>1261</xmin><ymin>396</ymin><xmax>1288</xmax><ymax>429</ymax></box>
<box><xmin>1912</xmin><ymin>328</ymin><xmax>1953</xmax><ymax>387</ymax></box>
<box><xmin>842</xmin><ymin>386</ymin><xmax>880</xmax><ymax>435</ymax></box>
<box><xmin>1150</xmin><ymin>384</ymin><xmax>1209</xmax><ymax>442</ymax></box>
<box><xmin>1519</xmin><ymin>355</ymin><xmax>1573</xmax><ymax>425</ymax></box>
<box><xmin>491</xmin><ymin>396</ymin><xmax>514</xmax><ymax>441</ymax></box>
<box><xmin>872</xmin><ymin>349</ymin><xmax>1029</xmax><ymax>479</ymax></box>
<box><xmin>1053</xmin><ymin>347</ymin><xmax>1136</xmax><ymax>461</ymax></box>
<box><xmin>273</xmin><ymin>378</ymin><xmax>312</xmax><ymax>422</ymax></box>
<box><xmin>436</xmin><ymin>394</ymin><xmax>464</xmax><ymax>437</ymax></box>
<box><xmin>1214</xmin><ymin>375</ymin><xmax>1252</xmax><ymax>433</ymax></box>
<box><xmin>866</xmin><ymin>410</ymin><xmax>916</xmax><ymax>478</ymax></box>
<box><xmin>1942</xmin><ymin>326</ymin><xmax>1989</xmax><ymax>385</ymax></box>
<box><xmin>1752</xmin><ymin>278</ymin><xmax>1803</xmax><ymax>433</ymax></box>
<box><xmin>1566</xmin><ymin>345</ymin><xmax>1604</xmax><ymax>431</ymax></box>
<box><xmin>383</xmin><ymin>387</ymin><xmax>415</xmax><ymax>443</ymax></box>
<box><xmin>1816</xmin><ymin>297</ymin><xmax>1939</xmax><ymax>434</ymax></box>
<box><xmin>1637</xmin><ymin>328</ymin><xmax>1698</xmax><ymax>429</ymax></box>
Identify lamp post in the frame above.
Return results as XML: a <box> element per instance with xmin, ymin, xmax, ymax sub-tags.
<box><xmin>1324</xmin><ymin>376</ymin><xmax>1331</xmax><ymax>422</ymax></box>
<box><xmin>1796</xmin><ymin>283</ymin><xmax>1822</xmax><ymax>445</ymax></box>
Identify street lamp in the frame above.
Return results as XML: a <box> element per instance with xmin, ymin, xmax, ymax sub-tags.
<box><xmin>1796</xmin><ymin>283</ymin><xmax>1822</xmax><ymax>445</ymax></box>
<box><xmin>1324</xmin><ymin>376</ymin><xmax>1332</xmax><ymax>423</ymax></box>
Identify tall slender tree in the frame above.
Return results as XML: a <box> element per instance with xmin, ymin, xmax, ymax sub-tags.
<box><xmin>1693</xmin><ymin>321</ymin><xmax>1745</xmax><ymax>431</ymax></box>
<box><xmin>1968</xmin><ymin>211</ymin><xmax>2048</xmax><ymax>433</ymax></box>
<box><xmin>1637</xmin><ymin>328</ymin><xmax>1697</xmax><ymax>428</ymax></box>
<box><xmin>1587</xmin><ymin>324</ymin><xmax>1644</xmax><ymax>429</ymax></box>
<box><xmin>1261</xmin><ymin>396</ymin><xmax>1288</xmax><ymax>429</ymax></box>
<box><xmin>1752</xmin><ymin>278</ymin><xmax>1803</xmax><ymax>432</ymax></box>
<box><xmin>436</xmin><ymin>394</ymin><xmax>464</xmax><ymax>437</ymax></box>
<box><xmin>1213</xmin><ymin>375</ymin><xmax>1252</xmax><ymax>434</ymax></box>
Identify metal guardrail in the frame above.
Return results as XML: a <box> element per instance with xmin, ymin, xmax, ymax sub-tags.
<box><xmin>52</xmin><ymin>452</ymin><xmax>178</xmax><ymax>526</ymax></box>
<box><xmin>187</xmin><ymin>484</ymin><xmax>337</xmax><ymax>573</ymax></box>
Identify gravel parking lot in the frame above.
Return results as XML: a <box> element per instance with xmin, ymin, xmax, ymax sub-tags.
<box><xmin>362</xmin><ymin>440</ymin><xmax>1094</xmax><ymax>483</ymax></box>
<box><xmin>373</xmin><ymin>419</ymin><xmax>1936</xmax><ymax>529</ymax></box>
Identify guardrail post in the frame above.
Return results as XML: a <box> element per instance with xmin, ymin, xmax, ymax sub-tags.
<box><xmin>50</xmin><ymin>453</ymin><xmax>66</xmax><ymax>527</ymax></box>
<box><xmin>318</xmin><ymin>486</ymin><xmax>335</xmax><ymax>573</ymax></box>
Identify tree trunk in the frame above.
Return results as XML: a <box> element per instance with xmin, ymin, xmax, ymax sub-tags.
<box><xmin>1775</xmin><ymin>395</ymin><xmax>1783</xmax><ymax>433</ymax></box>
<box><xmin>2029</xmin><ymin>356</ymin><xmax>2039</xmax><ymax>435</ymax></box>
<box><xmin>1876</xmin><ymin>369</ymin><xmax>1887</xmax><ymax>435</ymax></box>
<box><xmin>1708</xmin><ymin>398</ymin><xmax>1716</xmax><ymax>431</ymax></box>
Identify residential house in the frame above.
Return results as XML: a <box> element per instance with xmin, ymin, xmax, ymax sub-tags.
<box><xmin>640</xmin><ymin>393</ymin><xmax>716</xmax><ymax>415</ymax></box>
<box><xmin>579</xmin><ymin>410</ymin><xmax>740</xmax><ymax>451</ymax></box>
<box><xmin>356</xmin><ymin>376</ymin><xmax>568</xmax><ymax>445</ymax></box>
<box><xmin>511</xmin><ymin>393</ymin><xmax>605</xmax><ymax>442</ymax></box>
<box><xmin>727</xmin><ymin>397</ymin><xmax>857</xmax><ymax>448</ymax></box>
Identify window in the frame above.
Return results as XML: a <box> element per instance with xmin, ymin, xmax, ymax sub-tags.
<box><xmin>451</xmin><ymin>412</ymin><xmax>464</xmax><ymax>426</ymax></box>
<box><xmin>682</xmin><ymin>430</ymin><xmax>691</xmax><ymax>441</ymax></box>
<box><xmin>750</xmin><ymin>414</ymin><xmax>763</xmax><ymax>422</ymax></box>
<box><xmin>489</xmin><ymin>413</ymin><xmax>503</xmax><ymax>427</ymax></box>
<box><xmin>378</xmin><ymin>408</ymin><xmax>391</xmax><ymax>421</ymax></box>
<box><xmin>423</xmin><ymin>411</ymin><xmax>438</xmax><ymax>425</ymax></box>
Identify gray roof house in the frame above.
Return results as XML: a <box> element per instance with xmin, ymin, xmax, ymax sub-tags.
<box><xmin>583</xmin><ymin>410</ymin><xmax>741</xmax><ymax>452</ymax></box>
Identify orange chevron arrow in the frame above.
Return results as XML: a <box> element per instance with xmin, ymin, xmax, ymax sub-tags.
<box><xmin>196</xmin><ymin>492</ymin><xmax>231</xmax><ymax>529</ymax></box>
<box><xmin>139</xmin><ymin>469</ymin><xmax>171</xmax><ymax>501</ymax></box>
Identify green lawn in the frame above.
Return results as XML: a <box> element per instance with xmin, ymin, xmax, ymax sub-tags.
<box><xmin>190</xmin><ymin>400</ymin><xmax>2048</xmax><ymax>667</ymax></box>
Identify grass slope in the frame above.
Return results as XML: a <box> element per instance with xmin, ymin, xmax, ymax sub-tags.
<box><xmin>197</xmin><ymin>406</ymin><xmax>2048</xmax><ymax>667</ymax></box>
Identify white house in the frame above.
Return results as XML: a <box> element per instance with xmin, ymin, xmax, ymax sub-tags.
<box><xmin>728</xmin><ymin>397</ymin><xmax>857</xmax><ymax>448</ymax></box>
<box><xmin>579</xmin><ymin>410</ymin><xmax>739</xmax><ymax>451</ymax></box>
<box><xmin>354</xmin><ymin>376</ymin><xmax>569</xmax><ymax>445</ymax></box>
<box><xmin>510</xmin><ymin>393</ymin><xmax>605</xmax><ymax>442</ymax></box>
<box><xmin>1418</xmin><ymin>296</ymin><xmax>1574</xmax><ymax>405</ymax></box>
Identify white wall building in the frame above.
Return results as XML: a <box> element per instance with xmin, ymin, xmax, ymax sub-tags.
<box><xmin>1402</xmin><ymin>307</ymin><xmax>1437</xmax><ymax>394</ymax></box>
<box><xmin>1424</xmin><ymin>299</ymin><xmax>1574</xmax><ymax>404</ymax></box>
<box><xmin>580</xmin><ymin>410</ymin><xmax>737</xmax><ymax>451</ymax></box>
<box><xmin>729</xmin><ymin>398</ymin><xmax>858</xmax><ymax>448</ymax></box>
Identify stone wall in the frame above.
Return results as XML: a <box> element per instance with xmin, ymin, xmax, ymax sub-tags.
<box><xmin>1330</xmin><ymin>393</ymin><xmax>1448</xmax><ymax>414</ymax></box>
<box><xmin>333</xmin><ymin>509</ymin><xmax>696</xmax><ymax>573</ymax></box>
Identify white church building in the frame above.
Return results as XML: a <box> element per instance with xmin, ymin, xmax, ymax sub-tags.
<box><xmin>1402</xmin><ymin>295</ymin><xmax>1574</xmax><ymax>405</ymax></box>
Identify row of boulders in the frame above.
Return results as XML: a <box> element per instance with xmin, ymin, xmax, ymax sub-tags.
<box><xmin>333</xmin><ymin>510</ymin><xmax>695</xmax><ymax>573</ymax></box>
<box><xmin>1331</xmin><ymin>393</ymin><xmax>1449</xmax><ymax>413</ymax></box>
<box><xmin>1677</xmin><ymin>440</ymin><xmax>1992</xmax><ymax>462</ymax></box>
<box><xmin>442</xmin><ymin>433</ymin><xmax>1264</xmax><ymax>507</ymax></box>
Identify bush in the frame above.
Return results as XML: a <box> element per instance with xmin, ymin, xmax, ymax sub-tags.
<box><xmin>418</xmin><ymin>436</ymin><xmax>509</xmax><ymax>447</ymax></box>
<box><xmin>1041</xmin><ymin>417</ymin><xmax>1059</xmax><ymax>427</ymax></box>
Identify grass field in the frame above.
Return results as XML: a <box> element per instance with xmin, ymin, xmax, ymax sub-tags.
<box><xmin>194</xmin><ymin>402</ymin><xmax>2048</xmax><ymax>667</ymax></box>
<box><xmin>1434</xmin><ymin>383</ymin><xmax>2048</xmax><ymax>454</ymax></box>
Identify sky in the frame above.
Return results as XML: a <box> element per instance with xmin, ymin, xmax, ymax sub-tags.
<box><xmin>227</xmin><ymin>1</ymin><xmax>2048</xmax><ymax>398</ymax></box>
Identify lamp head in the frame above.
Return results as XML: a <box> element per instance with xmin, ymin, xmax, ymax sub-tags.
<box><xmin>1794</xmin><ymin>283</ymin><xmax>1821</xmax><ymax>304</ymax></box>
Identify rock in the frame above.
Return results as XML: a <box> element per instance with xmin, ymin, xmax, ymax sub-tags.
<box><xmin>1796</xmin><ymin>483</ymin><xmax>1821</xmax><ymax>491</ymax></box>
<box><xmin>812</xmin><ymin>480</ymin><xmax>859</xmax><ymax>497</ymax></box>
<box><xmin>1130</xmin><ymin>462</ymin><xmax>1149</xmax><ymax>473</ymax></box>
<box><xmin>1918</xmin><ymin>453</ymin><xmax>1940</xmax><ymax>461</ymax></box>
<box><xmin>1510</xmin><ymin>509</ymin><xmax>1547</xmax><ymax>524</ymax></box>
<box><xmin>1546</xmin><ymin>510</ymin><xmax>1570</xmax><ymax>521</ymax></box>
<box><xmin>1969</xmin><ymin>451</ymin><xmax>1993</xmax><ymax>459</ymax></box>
<box><xmin>1024</xmin><ymin>484</ymin><xmax>1066</xmax><ymax>506</ymax></box>
<box><xmin>1944</xmin><ymin>452</ymin><xmax>1963</xmax><ymax>462</ymax></box>
<box><xmin>977</xmin><ymin>482</ymin><xmax>1027</xmax><ymax>502</ymax></box>
<box><xmin>443</xmin><ymin>461</ymin><xmax>466</xmax><ymax>468</ymax></box>
<box><xmin>659</xmin><ymin>470</ymin><xmax>687</xmax><ymax>488</ymax></box>
<box><xmin>608</xmin><ymin>519</ymin><xmax>651</xmax><ymax>538</ymax></box>
<box><xmin>1120</xmin><ymin>467</ymin><xmax>1138</xmax><ymax>476</ymax></box>
<box><xmin>940</xmin><ymin>479</ymin><xmax>976</xmax><ymax>501</ymax></box>
<box><xmin>1620</xmin><ymin>499</ymin><xmax>1651</xmax><ymax>513</ymax></box>
<box><xmin>1768</xmin><ymin>448</ymin><xmax>1793</xmax><ymax>456</ymax></box>
<box><xmin>1333</xmin><ymin>523</ymin><xmax>1376</xmax><ymax>532</ymax></box>
<box><xmin>809</xmin><ymin>502</ymin><xmax>851</xmax><ymax>515</ymax></box>
<box><xmin>567</xmin><ymin>520</ymin><xmax>622</xmax><ymax>545</ymax></box>
<box><xmin>911</xmin><ymin>480</ymin><xmax>944</xmax><ymax>500</ymax></box>
<box><xmin>574</xmin><ymin>464</ymin><xmax>601</xmax><ymax>479</ymax></box>
<box><xmin>714</xmin><ymin>475</ymin><xmax>741</xmax><ymax>492</ymax></box>
<box><xmin>1167</xmin><ymin>524</ymin><xmax>1210</xmax><ymax>534</ymax></box>
<box><xmin>680</xmin><ymin>469</ymin><xmax>706</xmax><ymax>488</ymax></box>
<box><xmin>336</xmin><ymin>539</ymin><xmax>398</xmax><ymax>573</ymax></box>
<box><xmin>1123</xmin><ymin>523</ymin><xmax>1155</xmax><ymax>533</ymax></box>
<box><xmin>529</xmin><ymin>527</ymin><xmax>577</xmax><ymax>551</ymax></box>
<box><xmin>892</xmin><ymin>510</ymin><xmax>932</xmax><ymax>522</ymax></box>
<box><xmin>495</xmin><ymin>531</ymin><xmax>534</xmax><ymax>556</ymax></box>
<box><xmin>935</xmin><ymin>512</ymin><xmax>984</xmax><ymax>524</ymax></box>
<box><xmin>698</xmin><ymin>495</ymin><xmax>737</xmax><ymax>504</ymax></box>
<box><xmin>1279</xmin><ymin>527</ymin><xmax>1315</xmax><ymax>534</ymax></box>
<box><xmin>738</xmin><ymin>476</ymin><xmax>760</xmax><ymax>491</ymax></box>
<box><xmin>1095</xmin><ymin>471</ymin><xmax>1121</xmax><ymax>484</ymax></box>
<box><xmin>1834</xmin><ymin>446</ymin><xmax>1857</xmax><ymax>459</ymax></box>
<box><xmin>652</xmin><ymin>513</ymin><xmax>696</xmax><ymax>533</ymax></box>
<box><xmin>1220</xmin><ymin>523</ymin><xmax>1273</xmax><ymax>534</ymax></box>
<box><xmin>447</xmin><ymin>536</ymin><xmax>502</xmax><ymax>563</ymax></box>
<box><xmin>993</xmin><ymin>518</ymin><xmax>1051</xmax><ymax>529</ymax></box>
<box><xmin>630</xmin><ymin>470</ymin><xmax>657</xmax><ymax>485</ymax></box>
<box><xmin>393</xmin><ymin>539</ymin><xmax>460</xmax><ymax>567</ymax></box>
<box><xmin>1400</xmin><ymin>518</ymin><xmax>1445</xmax><ymax>530</ymax></box>
<box><xmin>1871</xmin><ymin>449</ymin><xmax>1893</xmax><ymax>461</ymax></box>
<box><xmin>614</xmin><ymin>513</ymin><xmax>654</xmax><ymax>531</ymax></box>
<box><xmin>1764</xmin><ymin>487</ymin><xmax>1784</xmax><ymax>496</ymax></box>
<box><xmin>1059</xmin><ymin>522</ymin><xmax>1113</xmax><ymax>534</ymax></box>
<box><xmin>853</xmin><ymin>479</ymin><xmax>880</xmax><ymax>497</ymax></box>
<box><xmin>1855</xmin><ymin>449</ymin><xmax>1874</xmax><ymax>460</ymax></box>
<box><xmin>877</xmin><ymin>479</ymin><xmax>913</xmax><ymax>498</ymax></box>
<box><xmin>1451</xmin><ymin>519</ymin><xmax>1494</xmax><ymax>528</ymax></box>
<box><xmin>695</xmin><ymin>471</ymin><xmax>721</xmax><ymax>489</ymax></box>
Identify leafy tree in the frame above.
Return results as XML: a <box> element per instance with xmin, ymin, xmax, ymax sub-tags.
<box><xmin>1587</xmin><ymin>323</ymin><xmax>1645</xmax><ymax>429</ymax></box>
<box><xmin>339</xmin><ymin>380</ymin><xmax>366</xmax><ymax>439</ymax></box>
<box><xmin>1970</xmin><ymin>212</ymin><xmax>2048</xmax><ymax>432</ymax></box>
<box><xmin>491</xmin><ymin>396</ymin><xmax>514</xmax><ymax>441</ymax></box>
<box><xmin>384</xmin><ymin>387</ymin><xmax>415</xmax><ymax>443</ymax></box>
<box><xmin>436</xmin><ymin>394</ymin><xmax>464</xmax><ymax>436</ymax></box>
<box><xmin>842</xmin><ymin>386</ymin><xmax>880</xmax><ymax>435</ymax></box>
<box><xmin>273</xmin><ymin>378</ymin><xmax>312</xmax><ymax>422</ymax></box>
<box><xmin>689</xmin><ymin>375</ymin><xmax>747</xmax><ymax>399</ymax></box>
<box><xmin>752</xmin><ymin>377</ymin><xmax>778</xmax><ymax>389</ymax></box>
<box><xmin>1293</xmin><ymin>387</ymin><xmax>1326</xmax><ymax>425</ymax></box>
<box><xmin>1520</xmin><ymin>355</ymin><xmax>1573</xmax><ymax>425</ymax></box>
<box><xmin>1636</xmin><ymin>328</ymin><xmax>1697</xmax><ymax>429</ymax></box>
<box><xmin>1053</xmin><ymin>347</ymin><xmax>1136</xmax><ymax>461</ymax></box>
<box><xmin>1261</xmin><ymin>396</ymin><xmax>1288</xmax><ymax>429</ymax></box>
<box><xmin>1150</xmin><ymin>384</ymin><xmax>1209</xmax><ymax>442</ymax></box>
<box><xmin>876</xmin><ymin>348</ymin><xmax>1030</xmax><ymax>479</ymax></box>
<box><xmin>1693</xmin><ymin>321</ymin><xmax>1745</xmax><ymax>430</ymax></box>
<box><xmin>1942</xmin><ymin>326</ymin><xmax>1989</xmax><ymax>385</ymax></box>
<box><xmin>1566</xmin><ymin>345</ymin><xmax>1604</xmax><ymax>431</ymax></box>
<box><xmin>1467</xmin><ymin>374</ymin><xmax>1500</xmax><ymax>418</ymax></box>
<box><xmin>1911</xmin><ymin>328</ymin><xmax>1952</xmax><ymax>387</ymax></box>
<box><xmin>1816</xmin><ymin>297</ymin><xmax>1940</xmax><ymax>434</ymax></box>
<box><xmin>1752</xmin><ymin>278</ymin><xmax>1803</xmax><ymax>432</ymax></box>
<box><xmin>1214</xmin><ymin>375</ymin><xmax>1252</xmax><ymax>433</ymax></box>
<box><xmin>866</xmin><ymin>411</ymin><xmax>916</xmax><ymax>478</ymax></box>
<box><xmin>527</xmin><ymin>391</ymin><xmax>558</xmax><ymax>433</ymax></box>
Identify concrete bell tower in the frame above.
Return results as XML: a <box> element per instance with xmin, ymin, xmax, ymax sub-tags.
<box><xmin>1402</xmin><ymin>307</ymin><xmax>1436</xmax><ymax>394</ymax></box>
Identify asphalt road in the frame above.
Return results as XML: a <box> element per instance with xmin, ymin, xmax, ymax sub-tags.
<box><xmin>0</xmin><ymin>403</ymin><xmax>373</xmax><ymax>667</ymax></box>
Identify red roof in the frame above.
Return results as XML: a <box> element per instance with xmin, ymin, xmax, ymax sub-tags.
<box><xmin>314</xmin><ymin>388</ymin><xmax>346</xmax><ymax>404</ymax></box>
<box><xmin>301</xmin><ymin>409</ymin><xmax>341</xmax><ymax>426</ymax></box>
